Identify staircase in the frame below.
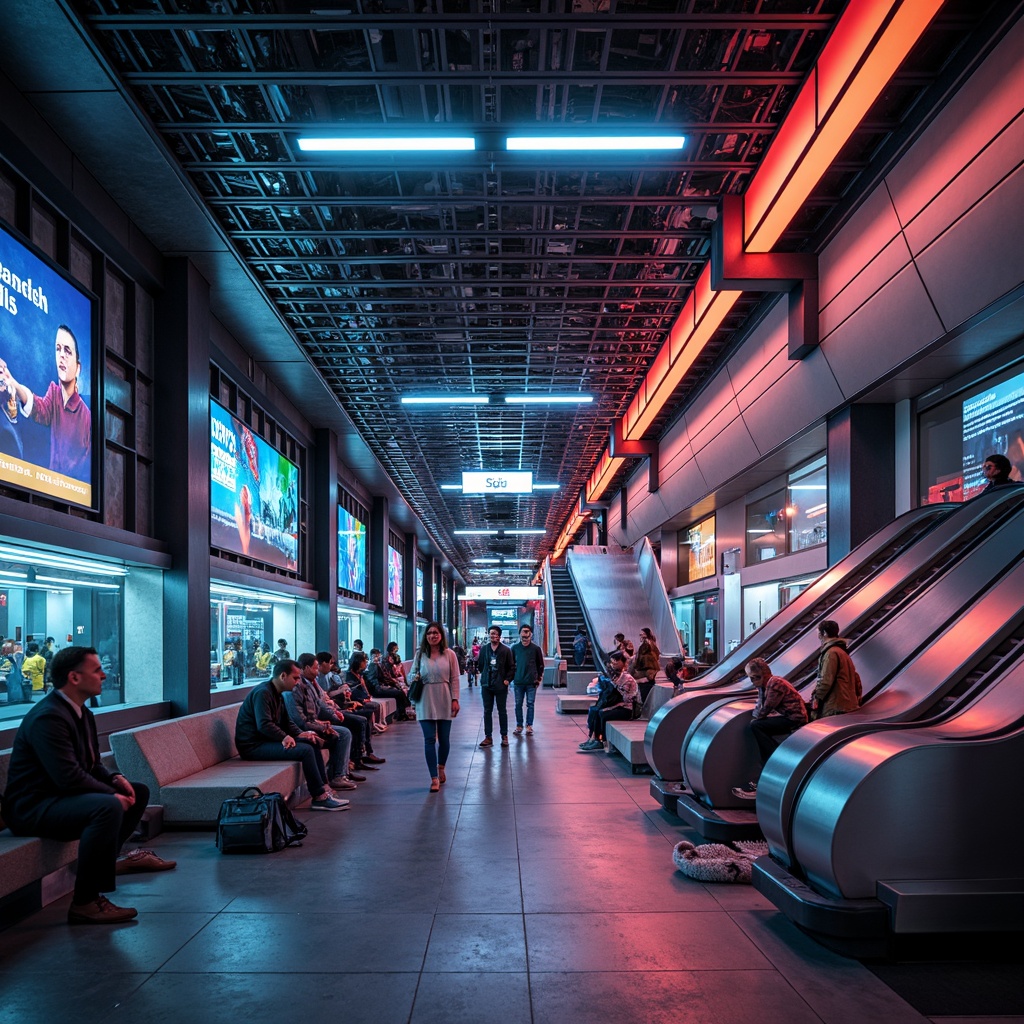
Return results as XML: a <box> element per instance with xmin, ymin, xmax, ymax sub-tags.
<box><xmin>549</xmin><ymin>564</ymin><xmax>595</xmax><ymax>669</ymax></box>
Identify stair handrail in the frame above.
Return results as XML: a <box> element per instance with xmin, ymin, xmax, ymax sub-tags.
<box><xmin>635</xmin><ymin>537</ymin><xmax>682</xmax><ymax>658</ymax></box>
<box><xmin>542</xmin><ymin>556</ymin><xmax>559</xmax><ymax>658</ymax></box>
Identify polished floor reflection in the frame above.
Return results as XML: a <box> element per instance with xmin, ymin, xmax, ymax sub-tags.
<box><xmin>0</xmin><ymin>684</ymin><xmax>1007</xmax><ymax>1024</ymax></box>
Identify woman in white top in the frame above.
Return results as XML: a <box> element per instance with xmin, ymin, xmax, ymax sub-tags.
<box><xmin>409</xmin><ymin>621</ymin><xmax>460</xmax><ymax>792</ymax></box>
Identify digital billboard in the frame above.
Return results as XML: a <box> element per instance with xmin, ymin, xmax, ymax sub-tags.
<box><xmin>338</xmin><ymin>506</ymin><xmax>367</xmax><ymax>595</ymax></box>
<box><xmin>0</xmin><ymin>221</ymin><xmax>96</xmax><ymax>507</ymax></box>
<box><xmin>416</xmin><ymin>566</ymin><xmax>424</xmax><ymax>613</ymax></box>
<box><xmin>387</xmin><ymin>545</ymin><xmax>403</xmax><ymax>606</ymax></box>
<box><xmin>961</xmin><ymin>369</ymin><xmax>1024</xmax><ymax>499</ymax></box>
<box><xmin>210</xmin><ymin>401</ymin><xmax>299</xmax><ymax>572</ymax></box>
<box><xmin>687</xmin><ymin>515</ymin><xmax>716</xmax><ymax>581</ymax></box>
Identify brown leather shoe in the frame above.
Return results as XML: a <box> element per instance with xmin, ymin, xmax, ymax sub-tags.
<box><xmin>362</xmin><ymin>753</ymin><xmax>386</xmax><ymax>764</ymax></box>
<box><xmin>115</xmin><ymin>848</ymin><xmax>177</xmax><ymax>875</ymax></box>
<box><xmin>479</xmin><ymin>737</ymin><xmax>493</xmax><ymax>747</ymax></box>
<box><xmin>429</xmin><ymin>777</ymin><xmax>440</xmax><ymax>792</ymax></box>
<box><xmin>68</xmin><ymin>895</ymin><xmax>138</xmax><ymax>924</ymax></box>
<box><xmin>437</xmin><ymin>765</ymin><xmax>446</xmax><ymax>784</ymax></box>
<box><xmin>347</xmin><ymin>770</ymin><xmax>367</xmax><ymax>782</ymax></box>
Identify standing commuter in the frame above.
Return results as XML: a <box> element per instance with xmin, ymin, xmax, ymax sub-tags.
<box><xmin>810</xmin><ymin>621</ymin><xmax>862</xmax><ymax>718</ymax></box>
<box><xmin>731</xmin><ymin>658</ymin><xmax>808</xmax><ymax>800</ymax></box>
<box><xmin>408</xmin><ymin>621</ymin><xmax>460</xmax><ymax>792</ymax></box>
<box><xmin>478</xmin><ymin>626</ymin><xmax>514</xmax><ymax>748</ymax></box>
<box><xmin>633</xmin><ymin>626</ymin><xmax>661</xmax><ymax>703</ymax></box>
<box><xmin>511</xmin><ymin>624</ymin><xmax>545</xmax><ymax>736</ymax></box>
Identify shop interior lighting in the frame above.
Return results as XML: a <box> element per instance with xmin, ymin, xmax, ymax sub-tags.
<box><xmin>401</xmin><ymin>395</ymin><xmax>489</xmax><ymax>406</ymax></box>
<box><xmin>506</xmin><ymin>135</ymin><xmax>684</xmax><ymax>152</ymax></box>
<box><xmin>0</xmin><ymin>544</ymin><xmax>129</xmax><ymax>576</ymax></box>
<box><xmin>34</xmin><ymin>575</ymin><xmax>122</xmax><ymax>590</ymax></box>
<box><xmin>0</xmin><ymin>569</ymin><xmax>30</xmax><ymax>579</ymax></box>
<box><xmin>504</xmin><ymin>394</ymin><xmax>593</xmax><ymax>405</ymax></box>
<box><xmin>210</xmin><ymin>583</ymin><xmax>297</xmax><ymax>606</ymax></box>
<box><xmin>299</xmin><ymin>136</ymin><xmax>476</xmax><ymax>153</ymax></box>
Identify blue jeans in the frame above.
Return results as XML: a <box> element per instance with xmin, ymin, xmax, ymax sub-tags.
<box><xmin>420</xmin><ymin>719</ymin><xmax>452</xmax><ymax>778</ymax></box>
<box><xmin>240</xmin><ymin>740</ymin><xmax>327</xmax><ymax>798</ymax></box>
<box><xmin>513</xmin><ymin>684</ymin><xmax>537</xmax><ymax>727</ymax></box>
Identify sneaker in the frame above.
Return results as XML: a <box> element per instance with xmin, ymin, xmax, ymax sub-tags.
<box><xmin>577</xmin><ymin>739</ymin><xmax>603</xmax><ymax>752</ymax></box>
<box><xmin>68</xmin><ymin>895</ymin><xmax>138</xmax><ymax>924</ymax></box>
<box><xmin>578</xmin><ymin>738</ymin><xmax>592</xmax><ymax>748</ymax></box>
<box><xmin>731</xmin><ymin>782</ymin><xmax>758</xmax><ymax>801</ymax></box>
<box><xmin>329</xmin><ymin>776</ymin><xmax>357</xmax><ymax>791</ymax></box>
<box><xmin>500</xmin><ymin>736</ymin><xmax>509</xmax><ymax>747</ymax></box>
<box><xmin>311</xmin><ymin>795</ymin><xmax>350</xmax><ymax>811</ymax></box>
<box><xmin>115</xmin><ymin>848</ymin><xmax>177</xmax><ymax>875</ymax></box>
<box><xmin>513</xmin><ymin>726</ymin><xmax>523</xmax><ymax>735</ymax></box>
<box><xmin>479</xmin><ymin>737</ymin><xmax>493</xmax><ymax>747</ymax></box>
<box><xmin>525</xmin><ymin>725</ymin><xmax>533</xmax><ymax>735</ymax></box>
<box><xmin>363</xmin><ymin>753</ymin><xmax>386</xmax><ymax>764</ymax></box>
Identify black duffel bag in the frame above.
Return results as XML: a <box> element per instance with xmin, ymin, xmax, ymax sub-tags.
<box><xmin>216</xmin><ymin>786</ymin><xmax>307</xmax><ymax>854</ymax></box>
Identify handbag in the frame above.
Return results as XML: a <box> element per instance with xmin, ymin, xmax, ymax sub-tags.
<box><xmin>407</xmin><ymin>653</ymin><xmax>425</xmax><ymax>702</ymax></box>
<box><xmin>216</xmin><ymin>786</ymin><xmax>307</xmax><ymax>854</ymax></box>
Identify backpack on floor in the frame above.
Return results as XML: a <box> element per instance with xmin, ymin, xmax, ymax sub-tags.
<box><xmin>216</xmin><ymin>786</ymin><xmax>307</xmax><ymax>853</ymax></box>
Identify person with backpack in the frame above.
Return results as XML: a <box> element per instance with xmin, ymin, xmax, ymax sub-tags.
<box><xmin>811</xmin><ymin>620</ymin><xmax>862</xmax><ymax>719</ymax></box>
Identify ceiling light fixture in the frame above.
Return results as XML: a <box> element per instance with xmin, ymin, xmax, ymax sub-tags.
<box><xmin>506</xmin><ymin>135</ymin><xmax>685</xmax><ymax>152</ymax></box>
<box><xmin>440</xmin><ymin>484</ymin><xmax>463</xmax><ymax>491</ymax></box>
<box><xmin>505</xmin><ymin>529</ymin><xmax>546</xmax><ymax>536</ymax></box>
<box><xmin>471</xmin><ymin>558</ymin><xmax>502</xmax><ymax>564</ymax></box>
<box><xmin>401</xmin><ymin>395</ymin><xmax>489</xmax><ymax>406</ymax></box>
<box><xmin>299</xmin><ymin>136</ymin><xmax>476</xmax><ymax>153</ymax></box>
<box><xmin>532</xmin><ymin>483</ymin><xmax>561</xmax><ymax>490</ymax></box>
<box><xmin>453</xmin><ymin>529</ymin><xmax>499</xmax><ymax>536</ymax></box>
<box><xmin>504</xmin><ymin>394</ymin><xmax>593</xmax><ymax>405</ymax></box>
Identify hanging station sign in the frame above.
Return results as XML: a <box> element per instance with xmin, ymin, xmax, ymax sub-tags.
<box><xmin>462</xmin><ymin>470</ymin><xmax>533</xmax><ymax>494</ymax></box>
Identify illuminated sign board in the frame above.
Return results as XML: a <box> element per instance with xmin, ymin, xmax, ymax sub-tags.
<box><xmin>460</xmin><ymin>586</ymin><xmax>540</xmax><ymax>601</ymax></box>
<box><xmin>462</xmin><ymin>470</ymin><xmax>533</xmax><ymax>494</ymax></box>
<box><xmin>687</xmin><ymin>515</ymin><xmax>716</xmax><ymax>582</ymax></box>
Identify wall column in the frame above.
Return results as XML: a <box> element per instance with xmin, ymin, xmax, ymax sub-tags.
<box><xmin>370</xmin><ymin>496</ymin><xmax>389</xmax><ymax>652</ymax></box>
<box><xmin>313</xmin><ymin>428</ymin><xmax>338</xmax><ymax>657</ymax></box>
<box><xmin>154</xmin><ymin>257</ymin><xmax>211</xmax><ymax>716</ymax></box>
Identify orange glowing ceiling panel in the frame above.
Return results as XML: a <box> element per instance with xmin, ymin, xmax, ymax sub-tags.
<box><xmin>747</xmin><ymin>0</ymin><xmax>944</xmax><ymax>251</ymax></box>
<box><xmin>669</xmin><ymin>292</ymin><xmax>697</xmax><ymax>363</ymax></box>
<box><xmin>586</xmin><ymin>452</ymin><xmax>626</xmax><ymax>503</ymax></box>
<box><xmin>743</xmin><ymin>81</ymin><xmax>819</xmax><ymax>250</ymax></box>
<box><xmin>816</xmin><ymin>0</ymin><xmax>894</xmax><ymax>119</ymax></box>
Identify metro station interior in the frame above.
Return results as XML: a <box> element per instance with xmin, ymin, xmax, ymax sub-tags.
<box><xmin>1</xmin><ymin>1</ymin><xmax>1022</xmax><ymax>1021</ymax></box>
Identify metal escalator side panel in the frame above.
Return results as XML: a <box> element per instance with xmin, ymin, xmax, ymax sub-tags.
<box><xmin>681</xmin><ymin>696</ymin><xmax>760</xmax><ymax>806</ymax></box>
<box><xmin>791</xmin><ymin>728</ymin><xmax>1024</xmax><ymax>903</ymax></box>
<box><xmin>643</xmin><ymin>684</ymin><xmax>754</xmax><ymax>780</ymax></box>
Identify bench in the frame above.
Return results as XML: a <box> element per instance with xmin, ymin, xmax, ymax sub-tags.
<box><xmin>556</xmin><ymin>694</ymin><xmax>597</xmax><ymax>714</ymax></box>
<box><xmin>109</xmin><ymin>706</ymin><xmax>312</xmax><ymax>829</ymax></box>
<box><xmin>0</xmin><ymin>749</ymin><xmax>81</xmax><ymax>925</ymax></box>
<box><xmin>604</xmin><ymin>720</ymin><xmax>652</xmax><ymax>773</ymax></box>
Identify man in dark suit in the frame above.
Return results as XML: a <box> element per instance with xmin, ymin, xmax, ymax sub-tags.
<box><xmin>478</xmin><ymin>625</ymin><xmax>515</xmax><ymax>748</ymax></box>
<box><xmin>1</xmin><ymin>646</ymin><xmax>175</xmax><ymax>924</ymax></box>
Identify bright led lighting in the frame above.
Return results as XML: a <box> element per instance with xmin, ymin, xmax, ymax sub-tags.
<box><xmin>505</xmin><ymin>529</ymin><xmax>546</xmax><ymax>536</ymax></box>
<box><xmin>299</xmin><ymin>136</ymin><xmax>476</xmax><ymax>153</ymax></box>
<box><xmin>532</xmin><ymin>483</ymin><xmax>561</xmax><ymax>490</ymax></box>
<box><xmin>472</xmin><ymin>558</ymin><xmax>502</xmax><ymax>564</ymax></box>
<box><xmin>453</xmin><ymin>529</ymin><xmax>499</xmax><ymax>536</ymax></box>
<box><xmin>402</xmin><ymin>395</ymin><xmax>489</xmax><ymax>406</ymax></box>
<box><xmin>504</xmin><ymin>394</ymin><xmax>593</xmax><ymax>405</ymax></box>
<box><xmin>440</xmin><ymin>484</ymin><xmax>464</xmax><ymax>490</ymax></box>
<box><xmin>506</xmin><ymin>135</ymin><xmax>684</xmax><ymax>152</ymax></box>
<box><xmin>34</xmin><ymin>575</ymin><xmax>121</xmax><ymax>590</ymax></box>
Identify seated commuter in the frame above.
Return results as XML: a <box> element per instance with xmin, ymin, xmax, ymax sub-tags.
<box><xmin>234</xmin><ymin>660</ymin><xmax>349</xmax><ymax>811</ymax></box>
<box><xmin>344</xmin><ymin>655</ymin><xmax>388</xmax><ymax>731</ymax></box>
<box><xmin>665</xmin><ymin>656</ymin><xmax>686</xmax><ymax>695</ymax></box>
<box><xmin>1</xmin><ymin>646</ymin><xmax>176</xmax><ymax>924</ymax></box>
<box><xmin>811</xmin><ymin>621</ymin><xmax>862</xmax><ymax>718</ymax></box>
<box><xmin>284</xmin><ymin>653</ymin><xmax>357</xmax><ymax>791</ymax></box>
<box><xmin>365</xmin><ymin>647</ymin><xmax>412</xmax><ymax>719</ymax></box>
<box><xmin>732</xmin><ymin>658</ymin><xmax>808</xmax><ymax>800</ymax></box>
<box><xmin>342</xmin><ymin>652</ymin><xmax>390</xmax><ymax>742</ymax></box>
<box><xmin>578</xmin><ymin>650</ymin><xmax>639</xmax><ymax>752</ymax></box>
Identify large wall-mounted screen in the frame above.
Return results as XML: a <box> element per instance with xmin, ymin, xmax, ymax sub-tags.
<box><xmin>0</xmin><ymin>221</ymin><xmax>97</xmax><ymax>507</ymax></box>
<box><xmin>387</xmin><ymin>545</ymin><xmax>403</xmax><ymax>606</ymax></box>
<box><xmin>338</xmin><ymin>507</ymin><xmax>367</xmax><ymax>596</ymax></box>
<box><xmin>961</xmin><ymin>369</ymin><xmax>1024</xmax><ymax>499</ymax></box>
<box><xmin>210</xmin><ymin>401</ymin><xmax>299</xmax><ymax>572</ymax></box>
<box><xmin>687</xmin><ymin>515</ymin><xmax>716</xmax><ymax>582</ymax></box>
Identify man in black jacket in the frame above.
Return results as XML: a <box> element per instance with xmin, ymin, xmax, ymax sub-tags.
<box><xmin>478</xmin><ymin>625</ymin><xmax>515</xmax><ymax>748</ymax></box>
<box><xmin>1</xmin><ymin>647</ymin><xmax>175</xmax><ymax>924</ymax></box>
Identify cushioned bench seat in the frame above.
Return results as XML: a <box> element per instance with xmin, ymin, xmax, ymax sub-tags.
<box><xmin>110</xmin><ymin>706</ymin><xmax>307</xmax><ymax>828</ymax></box>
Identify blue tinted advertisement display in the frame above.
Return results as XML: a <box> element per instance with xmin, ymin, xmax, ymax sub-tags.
<box><xmin>338</xmin><ymin>507</ymin><xmax>367</xmax><ymax>595</ymax></box>
<box><xmin>387</xmin><ymin>546</ymin><xmax>403</xmax><ymax>606</ymax></box>
<box><xmin>416</xmin><ymin>566</ymin><xmax>424</xmax><ymax>613</ymax></box>
<box><xmin>0</xmin><ymin>222</ymin><xmax>95</xmax><ymax>506</ymax></box>
<box><xmin>962</xmin><ymin>370</ymin><xmax>1024</xmax><ymax>499</ymax></box>
<box><xmin>210</xmin><ymin>401</ymin><xmax>299</xmax><ymax>572</ymax></box>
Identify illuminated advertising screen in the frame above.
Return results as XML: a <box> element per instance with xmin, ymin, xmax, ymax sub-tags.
<box><xmin>961</xmin><ymin>369</ymin><xmax>1024</xmax><ymax>499</ymax></box>
<box><xmin>0</xmin><ymin>221</ymin><xmax>96</xmax><ymax>507</ymax></box>
<box><xmin>488</xmin><ymin>605</ymin><xmax>520</xmax><ymax>634</ymax></box>
<box><xmin>210</xmin><ymin>401</ymin><xmax>299</xmax><ymax>572</ymax></box>
<box><xmin>337</xmin><ymin>507</ymin><xmax>367</xmax><ymax>595</ymax></box>
<box><xmin>416</xmin><ymin>566</ymin><xmax>424</xmax><ymax>613</ymax></box>
<box><xmin>687</xmin><ymin>516</ymin><xmax>716</xmax><ymax>581</ymax></box>
<box><xmin>387</xmin><ymin>545</ymin><xmax>403</xmax><ymax>606</ymax></box>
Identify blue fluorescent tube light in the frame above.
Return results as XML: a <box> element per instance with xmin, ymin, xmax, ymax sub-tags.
<box><xmin>504</xmin><ymin>394</ymin><xmax>593</xmax><ymax>405</ymax></box>
<box><xmin>299</xmin><ymin>137</ymin><xmax>477</xmax><ymax>153</ymax></box>
<box><xmin>402</xmin><ymin>395</ymin><xmax>489</xmax><ymax>406</ymax></box>
<box><xmin>506</xmin><ymin>135</ymin><xmax>684</xmax><ymax>152</ymax></box>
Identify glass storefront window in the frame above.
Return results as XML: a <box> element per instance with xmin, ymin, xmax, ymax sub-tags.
<box><xmin>746</xmin><ymin>456</ymin><xmax>827</xmax><ymax>563</ymax></box>
<box><xmin>1</xmin><ymin>539</ymin><xmax>162</xmax><ymax>722</ymax></box>
<box><xmin>210</xmin><ymin>581</ymin><xmax>314</xmax><ymax>690</ymax></box>
<box><xmin>337</xmin><ymin>604</ymin><xmax>374</xmax><ymax>668</ymax></box>
<box><xmin>745</xmin><ymin>488</ymin><xmax>787</xmax><ymax>563</ymax></box>
<box><xmin>672</xmin><ymin>591</ymin><xmax>718</xmax><ymax>663</ymax></box>
<box><xmin>742</xmin><ymin>575</ymin><xmax>816</xmax><ymax>639</ymax></box>
<box><xmin>388</xmin><ymin>614</ymin><xmax>408</xmax><ymax>659</ymax></box>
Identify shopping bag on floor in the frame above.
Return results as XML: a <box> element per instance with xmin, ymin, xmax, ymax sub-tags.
<box><xmin>216</xmin><ymin>786</ymin><xmax>307</xmax><ymax>853</ymax></box>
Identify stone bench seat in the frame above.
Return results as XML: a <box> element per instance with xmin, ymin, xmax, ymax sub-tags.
<box><xmin>556</xmin><ymin>694</ymin><xmax>598</xmax><ymax>714</ymax></box>
<box><xmin>604</xmin><ymin>720</ymin><xmax>652</xmax><ymax>773</ymax></box>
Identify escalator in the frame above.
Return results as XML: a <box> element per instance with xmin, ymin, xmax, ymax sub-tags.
<box><xmin>548</xmin><ymin>564</ymin><xmax>595</xmax><ymax>670</ymax></box>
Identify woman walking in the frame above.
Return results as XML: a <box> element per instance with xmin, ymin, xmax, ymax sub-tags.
<box><xmin>409</xmin><ymin>621</ymin><xmax>460</xmax><ymax>792</ymax></box>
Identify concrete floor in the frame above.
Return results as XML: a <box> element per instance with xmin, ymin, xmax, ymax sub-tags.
<box><xmin>0</xmin><ymin>684</ymin><xmax>1014</xmax><ymax>1024</ymax></box>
